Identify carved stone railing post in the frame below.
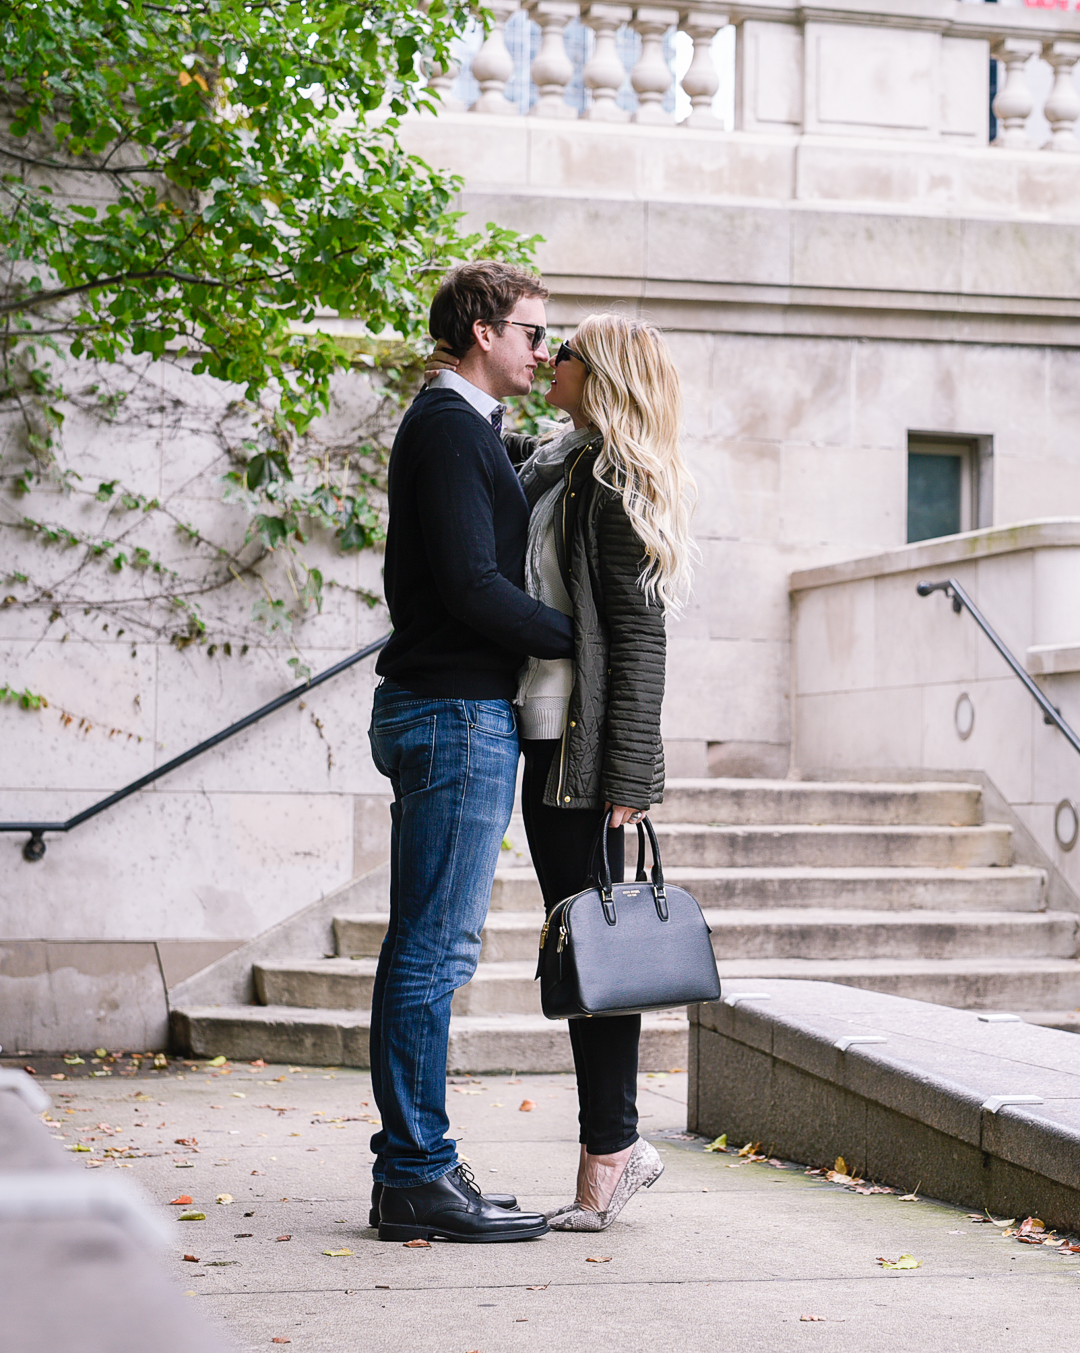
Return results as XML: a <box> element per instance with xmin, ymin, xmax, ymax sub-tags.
<box><xmin>417</xmin><ymin>0</ymin><xmax>464</xmax><ymax>112</ymax></box>
<box><xmin>631</xmin><ymin>7</ymin><xmax>678</xmax><ymax>124</ymax></box>
<box><xmin>426</xmin><ymin>54</ymin><xmax>464</xmax><ymax>111</ymax></box>
<box><xmin>1042</xmin><ymin>40</ymin><xmax>1080</xmax><ymax>152</ymax></box>
<box><xmin>528</xmin><ymin>0</ymin><xmax>579</xmax><ymax>118</ymax></box>
<box><xmin>471</xmin><ymin>0</ymin><xmax>520</xmax><ymax>115</ymax></box>
<box><xmin>583</xmin><ymin>4</ymin><xmax>633</xmax><ymax>121</ymax></box>
<box><xmin>679</xmin><ymin>8</ymin><xmax>728</xmax><ymax>129</ymax></box>
<box><xmin>991</xmin><ymin>39</ymin><xmax>1040</xmax><ymax>148</ymax></box>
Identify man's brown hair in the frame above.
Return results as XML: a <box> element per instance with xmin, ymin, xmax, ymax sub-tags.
<box><xmin>429</xmin><ymin>261</ymin><xmax>549</xmax><ymax>358</ymax></box>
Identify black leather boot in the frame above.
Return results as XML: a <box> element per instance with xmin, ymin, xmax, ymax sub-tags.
<box><xmin>377</xmin><ymin>1164</ymin><xmax>548</xmax><ymax>1243</ymax></box>
<box><xmin>369</xmin><ymin>1178</ymin><xmax>519</xmax><ymax>1228</ymax></box>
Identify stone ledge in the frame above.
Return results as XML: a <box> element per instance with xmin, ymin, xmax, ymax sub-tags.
<box><xmin>789</xmin><ymin>517</ymin><xmax>1080</xmax><ymax>592</ymax></box>
<box><xmin>689</xmin><ymin>979</ymin><xmax>1080</xmax><ymax>1230</ymax></box>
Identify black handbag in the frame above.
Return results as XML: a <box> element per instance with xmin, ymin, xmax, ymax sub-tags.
<box><xmin>536</xmin><ymin>811</ymin><xmax>722</xmax><ymax>1019</ymax></box>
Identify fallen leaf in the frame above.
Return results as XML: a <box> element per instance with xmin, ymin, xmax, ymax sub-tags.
<box><xmin>518</xmin><ymin>1100</ymin><xmax>537</xmax><ymax>1112</ymax></box>
<box><xmin>169</xmin><ymin>1195</ymin><xmax>194</xmax><ymax>1206</ymax></box>
<box><xmin>249</xmin><ymin>1060</ymin><xmax>267</xmax><ymax>1068</ymax></box>
<box><xmin>834</xmin><ymin>1156</ymin><xmax>847</xmax><ymax>1175</ymax></box>
<box><xmin>63</xmin><ymin>1055</ymin><xmax>85</xmax><ymax>1066</ymax></box>
<box><xmin>1019</xmin><ymin>1217</ymin><xmax>1046</xmax><ymax>1235</ymax></box>
<box><xmin>207</xmin><ymin>1056</ymin><xmax>227</xmax><ymax>1067</ymax></box>
<box><xmin>216</xmin><ymin>1194</ymin><xmax>234</xmax><ymax>1205</ymax></box>
<box><xmin>276</xmin><ymin>1235</ymin><xmax>292</xmax><ymax>1242</ymax></box>
<box><xmin>586</xmin><ymin>1256</ymin><xmax>612</xmax><ymax>1263</ymax></box>
<box><xmin>704</xmin><ymin>1135</ymin><xmax>728</xmax><ymax>1153</ymax></box>
<box><xmin>231</xmin><ymin>1092</ymin><xmax>247</xmax><ymax>1099</ymax></box>
<box><xmin>898</xmin><ymin>1192</ymin><xmax>920</xmax><ymax>1202</ymax></box>
<box><xmin>323</xmin><ymin>1248</ymin><xmax>353</xmax><ymax>1256</ymax></box>
<box><xmin>877</xmin><ymin>1254</ymin><xmax>922</xmax><ymax>1270</ymax></box>
<box><xmin>403</xmin><ymin>1239</ymin><xmax>431</xmax><ymax>1249</ymax></box>
<box><xmin>234</xmin><ymin>1233</ymin><xmax>254</xmax><ymax>1238</ymax></box>
<box><xmin>182</xmin><ymin>1254</ymin><xmax>199</xmax><ymax>1263</ymax></box>
<box><xmin>179</xmin><ymin>1212</ymin><xmax>206</xmax><ymax>1221</ymax></box>
<box><xmin>800</xmin><ymin>1315</ymin><xmax>826</xmax><ymax>1322</ymax></box>
<box><xmin>51</xmin><ymin>1073</ymin><xmax>66</xmax><ymax>1080</ymax></box>
<box><xmin>272</xmin><ymin>1339</ymin><xmax>291</xmax><ymax>1344</ymax></box>
<box><xmin>252</xmin><ymin>1170</ymin><xmax>265</xmax><ymax>1176</ymax></box>
<box><xmin>988</xmin><ymin>1215</ymin><xmax>1017</xmax><ymax>1229</ymax></box>
<box><xmin>175</xmin><ymin>1137</ymin><xmax>198</xmax><ymax>1147</ymax></box>
<box><xmin>526</xmin><ymin>1284</ymin><xmax>549</xmax><ymax>1291</ymax></box>
<box><xmin>738</xmin><ymin>1141</ymin><xmax>762</xmax><ymax>1158</ymax></box>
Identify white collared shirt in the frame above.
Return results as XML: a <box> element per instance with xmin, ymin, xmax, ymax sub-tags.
<box><xmin>429</xmin><ymin>370</ymin><xmax>504</xmax><ymax>428</ymax></box>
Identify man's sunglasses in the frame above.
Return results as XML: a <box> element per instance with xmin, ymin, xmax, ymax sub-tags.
<box><xmin>554</xmin><ymin>341</ymin><xmax>592</xmax><ymax>374</ymax></box>
<box><xmin>502</xmin><ymin>320</ymin><xmax>547</xmax><ymax>351</ymax></box>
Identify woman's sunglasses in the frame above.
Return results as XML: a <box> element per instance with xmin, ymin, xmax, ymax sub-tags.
<box><xmin>554</xmin><ymin>342</ymin><xmax>592</xmax><ymax>374</ymax></box>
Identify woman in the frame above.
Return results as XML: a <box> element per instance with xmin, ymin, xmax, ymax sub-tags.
<box><xmin>433</xmin><ymin>313</ymin><xmax>696</xmax><ymax>1230</ymax></box>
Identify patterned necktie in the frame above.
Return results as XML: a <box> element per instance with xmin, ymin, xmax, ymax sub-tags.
<box><xmin>489</xmin><ymin>406</ymin><xmax>504</xmax><ymax>435</ymax></box>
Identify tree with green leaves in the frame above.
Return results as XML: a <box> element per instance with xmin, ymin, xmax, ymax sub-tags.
<box><xmin>0</xmin><ymin>0</ymin><xmax>537</xmax><ymax>672</ymax></box>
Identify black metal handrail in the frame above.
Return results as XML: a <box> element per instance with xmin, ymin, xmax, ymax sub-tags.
<box><xmin>1</xmin><ymin>633</ymin><xmax>391</xmax><ymax>862</ymax></box>
<box><xmin>917</xmin><ymin>578</ymin><xmax>1080</xmax><ymax>758</ymax></box>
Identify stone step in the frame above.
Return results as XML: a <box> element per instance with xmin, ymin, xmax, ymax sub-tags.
<box><xmin>705</xmin><ymin>909</ymin><xmax>1078</xmax><ymax>961</ymax></box>
<box><xmin>257</xmin><ymin>957</ymin><xmax>548</xmax><ymax>1016</ymax></box>
<box><xmin>653</xmin><ymin>779</ymin><xmax>984</xmax><ymax>826</ymax></box>
<box><xmin>170</xmin><ymin>1005</ymin><xmax>689</xmax><ymax>1074</ymax></box>
<box><xmin>713</xmin><ymin>957</ymin><xmax>1080</xmax><ymax>1010</ymax></box>
<box><xmin>651</xmin><ymin>822</ymin><xmax>1013</xmax><ymax>868</ymax></box>
<box><xmin>337</xmin><ymin>903</ymin><xmax>1075</xmax><ymax>965</ymax></box>
<box><xmin>335</xmin><ymin>912</ymin><xmax>544</xmax><ymax>963</ymax></box>
<box><xmin>255</xmin><ymin>957</ymin><xmax>378</xmax><ymax>1011</ymax></box>
<box><xmin>489</xmin><ymin>864</ymin><xmax>1047</xmax><ymax>913</ymax></box>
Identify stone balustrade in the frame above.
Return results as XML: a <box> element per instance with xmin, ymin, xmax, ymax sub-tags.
<box><xmin>433</xmin><ymin>0</ymin><xmax>1080</xmax><ymax>150</ymax></box>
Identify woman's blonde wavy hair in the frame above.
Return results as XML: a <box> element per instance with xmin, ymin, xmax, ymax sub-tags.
<box><xmin>572</xmin><ymin>313</ymin><xmax>697</xmax><ymax>614</ymax></box>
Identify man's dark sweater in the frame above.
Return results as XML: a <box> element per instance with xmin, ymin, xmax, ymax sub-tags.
<box><xmin>376</xmin><ymin>386</ymin><xmax>573</xmax><ymax>699</ymax></box>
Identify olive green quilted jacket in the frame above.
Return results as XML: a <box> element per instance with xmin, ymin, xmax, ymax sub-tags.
<box><xmin>507</xmin><ymin>432</ymin><xmax>666</xmax><ymax>812</ymax></box>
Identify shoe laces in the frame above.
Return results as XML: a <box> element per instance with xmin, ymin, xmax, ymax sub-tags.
<box><xmin>455</xmin><ymin>1161</ymin><xmax>483</xmax><ymax>1198</ymax></box>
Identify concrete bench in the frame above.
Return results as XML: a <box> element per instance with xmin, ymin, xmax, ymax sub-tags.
<box><xmin>0</xmin><ymin>1071</ymin><xmax>230</xmax><ymax>1353</ymax></box>
<box><xmin>689</xmin><ymin>980</ymin><xmax>1080</xmax><ymax>1231</ymax></box>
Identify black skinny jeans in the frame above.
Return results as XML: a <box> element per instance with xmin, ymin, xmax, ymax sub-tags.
<box><xmin>520</xmin><ymin>737</ymin><xmax>639</xmax><ymax>1156</ymax></box>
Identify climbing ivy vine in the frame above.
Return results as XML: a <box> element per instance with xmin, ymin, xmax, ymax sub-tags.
<box><xmin>0</xmin><ymin>0</ymin><xmax>540</xmax><ymax>679</ymax></box>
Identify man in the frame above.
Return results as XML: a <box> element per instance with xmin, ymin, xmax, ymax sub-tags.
<box><xmin>368</xmin><ymin>262</ymin><xmax>571</xmax><ymax>1243</ymax></box>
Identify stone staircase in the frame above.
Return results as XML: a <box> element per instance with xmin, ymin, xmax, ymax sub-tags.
<box><xmin>173</xmin><ymin>778</ymin><xmax>1080</xmax><ymax>1071</ymax></box>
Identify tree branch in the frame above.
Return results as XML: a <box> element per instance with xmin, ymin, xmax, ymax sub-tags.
<box><xmin>0</xmin><ymin>269</ymin><xmax>229</xmax><ymax>316</ymax></box>
<box><xmin>0</xmin><ymin>144</ymin><xmax>168</xmax><ymax>175</ymax></box>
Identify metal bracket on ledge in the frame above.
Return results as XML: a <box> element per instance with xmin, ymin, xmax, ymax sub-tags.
<box><xmin>723</xmin><ymin>993</ymin><xmax>772</xmax><ymax>1007</ymax></box>
<box><xmin>833</xmin><ymin>1035</ymin><xmax>888</xmax><ymax>1052</ymax></box>
<box><xmin>981</xmin><ymin>1095</ymin><xmax>1044</xmax><ymax>1113</ymax></box>
<box><xmin>977</xmin><ymin>1013</ymin><xmax>1023</xmax><ymax>1023</ymax></box>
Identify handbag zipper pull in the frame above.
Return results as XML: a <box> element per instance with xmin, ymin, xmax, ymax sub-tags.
<box><xmin>557</xmin><ymin>924</ymin><xmax>567</xmax><ymax>954</ymax></box>
<box><xmin>540</xmin><ymin>916</ymin><xmax>551</xmax><ymax>948</ymax></box>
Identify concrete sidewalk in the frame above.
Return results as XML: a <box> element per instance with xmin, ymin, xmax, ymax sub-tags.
<box><xmin>21</xmin><ymin>1057</ymin><xmax>1080</xmax><ymax>1352</ymax></box>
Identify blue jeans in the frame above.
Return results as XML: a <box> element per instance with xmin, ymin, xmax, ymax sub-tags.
<box><xmin>367</xmin><ymin>681</ymin><xmax>519</xmax><ymax>1187</ymax></box>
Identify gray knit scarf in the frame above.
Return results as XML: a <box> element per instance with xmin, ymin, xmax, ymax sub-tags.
<box><xmin>518</xmin><ymin>426</ymin><xmax>598</xmax><ymax>601</ymax></box>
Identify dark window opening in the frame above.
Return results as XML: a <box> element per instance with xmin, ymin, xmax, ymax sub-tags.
<box><xmin>906</xmin><ymin>434</ymin><xmax>992</xmax><ymax>544</ymax></box>
<box><xmin>908</xmin><ymin>452</ymin><xmax>962</xmax><ymax>542</ymax></box>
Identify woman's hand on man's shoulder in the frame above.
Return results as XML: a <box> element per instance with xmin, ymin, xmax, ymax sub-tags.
<box><xmin>424</xmin><ymin>340</ymin><xmax>459</xmax><ymax>384</ymax></box>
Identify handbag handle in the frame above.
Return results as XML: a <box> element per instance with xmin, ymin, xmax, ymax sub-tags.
<box><xmin>599</xmin><ymin>810</ymin><xmax>668</xmax><ymax>923</ymax></box>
